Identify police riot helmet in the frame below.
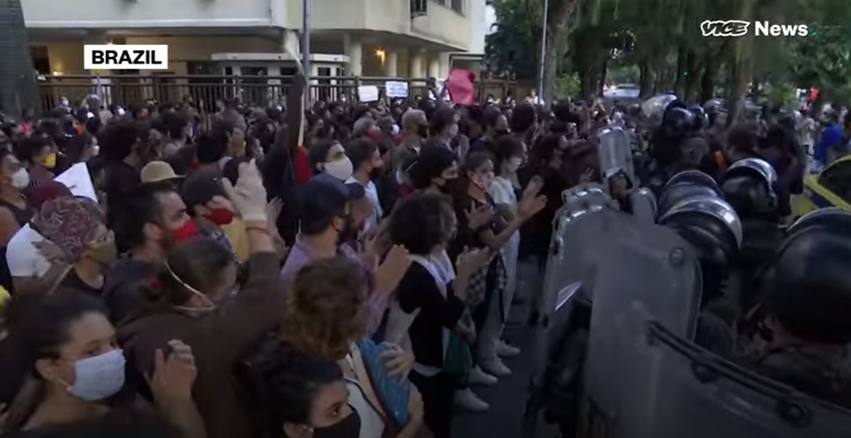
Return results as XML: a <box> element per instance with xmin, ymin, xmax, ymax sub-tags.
<box><xmin>659</xmin><ymin>195</ymin><xmax>742</xmax><ymax>303</ymax></box>
<box><xmin>703</xmin><ymin>99</ymin><xmax>725</xmax><ymax>115</ymax></box>
<box><xmin>761</xmin><ymin>208</ymin><xmax>851</xmax><ymax>344</ymax></box>
<box><xmin>662</xmin><ymin>107</ymin><xmax>695</xmax><ymax>138</ymax></box>
<box><xmin>723</xmin><ymin>158</ymin><xmax>778</xmax><ymax>216</ymax></box>
<box><xmin>658</xmin><ymin>170</ymin><xmax>724</xmax><ymax>215</ymax></box>
<box><xmin>688</xmin><ymin>105</ymin><xmax>708</xmax><ymax>131</ymax></box>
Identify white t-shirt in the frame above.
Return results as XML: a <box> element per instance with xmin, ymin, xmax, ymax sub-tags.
<box><xmin>6</xmin><ymin>224</ymin><xmax>50</xmax><ymax>278</ymax></box>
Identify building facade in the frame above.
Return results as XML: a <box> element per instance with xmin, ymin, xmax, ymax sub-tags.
<box><xmin>24</xmin><ymin>0</ymin><xmax>485</xmax><ymax>80</ymax></box>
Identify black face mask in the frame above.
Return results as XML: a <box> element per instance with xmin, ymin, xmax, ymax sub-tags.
<box><xmin>312</xmin><ymin>409</ymin><xmax>361</xmax><ymax>438</ymax></box>
<box><xmin>438</xmin><ymin>177</ymin><xmax>458</xmax><ymax>194</ymax></box>
<box><xmin>369</xmin><ymin>166</ymin><xmax>385</xmax><ymax>180</ymax></box>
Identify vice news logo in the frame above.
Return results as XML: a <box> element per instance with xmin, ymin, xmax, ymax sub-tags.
<box><xmin>701</xmin><ymin>20</ymin><xmax>809</xmax><ymax>37</ymax></box>
<box><xmin>84</xmin><ymin>45</ymin><xmax>169</xmax><ymax>70</ymax></box>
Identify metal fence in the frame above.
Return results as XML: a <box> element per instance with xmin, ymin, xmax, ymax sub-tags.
<box><xmin>36</xmin><ymin>75</ymin><xmax>530</xmax><ymax>112</ymax></box>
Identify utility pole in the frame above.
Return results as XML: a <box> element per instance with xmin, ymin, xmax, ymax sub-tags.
<box><xmin>301</xmin><ymin>0</ymin><xmax>311</xmax><ymax>77</ymax></box>
<box><xmin>537</xmin><ymin>0</ymin><xmax>549</xmax><ymax>100</ymax></box>
<box><xmin>0</xmin><ymin>0</ymin><xmax>38</xmax><ymax>116</ymax></box>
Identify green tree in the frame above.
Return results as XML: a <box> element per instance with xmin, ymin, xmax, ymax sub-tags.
<box><xmin>485</xmin><ymin>0</ymin><xmax>538</xmax><ymax>80</ymax></box>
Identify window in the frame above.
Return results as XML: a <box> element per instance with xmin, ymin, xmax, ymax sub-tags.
<box><xmin>451</xmin><ymin>0</ymin><xmax>463</xmax><ymax>13</ymax></box>
<box><xmin>411</xmin><ymin>0</ymin><xmax>427</xmax><ymax>16</ymax></box>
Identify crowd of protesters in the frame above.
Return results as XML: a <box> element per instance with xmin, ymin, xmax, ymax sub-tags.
<box><xmin>0</xmin><ymin>72</ymin><xmax>623</xmax><ymax>438</ymax></box>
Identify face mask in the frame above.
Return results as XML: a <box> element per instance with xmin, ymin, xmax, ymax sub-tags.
<box><xmin>171</xmin><ymin>219</ymin><xmax>199</xmax><ymax>244</ymax></box>
<box><xmin>391</xmin><ymin>124</ymin><xmax>400</xmax><ymax>135</ymax></box>
<box><xmin>439</xmin><ymin>177</ymin><xmax>457</xmax><ymax>194</ymax></box>
<box><xmin>311</xmin><ymin>408</ymin><xmax>361</xmax><ymax>438</ymax></box>
<box><xmin>506</xmin><ymin>157</ymin><xmax>523</xmax><ymax>173</ymax></box>
<box><xmin>167</xmin><ymin>261</ymin><xmax>217</xmax><ymax>312</ymax></box>
<box><xmin>92</xmin><ymin>145</ymin><xmax>100</xmax><ymax>157</ymax></box>
<box><xmin>64</xmin><ymin>349</ymin><xmax>126</xmax><ymax>401</ymax></box>
<box><xmin>368</xmin><ymin>166</ymin><xmax>385</xmax><ymax>180</ymax></box>
<box><xmin>10</xmin><ymin>168</ymin><xmax>29</xmax><ymax>190</ymax></box>
<box><xmin>207</xmin><ymin>207</ymin><xmax>234</xmax><ymax>226</ymax></box>
<box><xmin>325</xmin><ymin>157</ymin><xmax>354</xmax><ymax>181</ymax></box>
<box><xmin>41</xmin><ymin>152</ymin><xmax>57</xmax><ymax>169</ymax></box>
<box><xmin>395</xmin><ymin>169</ymin><xmax>406</xmax><ymax>185</ymax></box>
<box><xmin>89</xmin><ymin>240</ymin><xmax>118</xmax><ymax>265</ymax></box>
<box><xmin>472</xmin><ymin>172</ymin><xmax>494</xmax><ymax>191</ymax></box>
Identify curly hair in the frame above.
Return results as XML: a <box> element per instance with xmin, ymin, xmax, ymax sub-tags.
<box><xmin>283</xmin><ymin>257</ymin><xmax>369</xmax><ymax>360</ymax></box>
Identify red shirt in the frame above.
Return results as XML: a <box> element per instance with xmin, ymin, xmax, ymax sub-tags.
<box><xmin>293</xmin><ymin>145</ymin><xmax>313</xmax><ymax>184</ymax></box>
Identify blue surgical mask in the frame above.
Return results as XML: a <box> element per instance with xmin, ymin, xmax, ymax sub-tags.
<box><xmin>65</xmin><ymin>349</ymin><xmax>126</xmax><ymax>401</ymax></box>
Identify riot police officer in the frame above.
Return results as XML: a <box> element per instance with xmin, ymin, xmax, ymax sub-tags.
<box><xmin>740</xmin><ymin>209</ymin><xmax>851</xmax><ymax>409</ymax></box>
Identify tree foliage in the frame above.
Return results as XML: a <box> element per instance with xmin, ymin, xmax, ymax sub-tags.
<box><xmin>485</xmin><ymin>0</ymin><xmax>539</xmax><ymax>80</ymax></box>
<box><xmin>485</xmin><ymin>0</ymin><xmax>851</xmax><ymax>116</ymax></box>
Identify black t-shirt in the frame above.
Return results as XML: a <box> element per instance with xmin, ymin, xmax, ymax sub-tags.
<box><xmin>518</xmin><ymin>166</ymin><xmax>567</xmax><ymax>260</ymax></box>
<box><xmin>104</xmin><ymin>162</ymin><xmax>141</xmax><ymax>229</ymax></box>
<box><xmin>60</xmin><ymin>269</ymin><xmax>104</xmax><ymax>299</ymax></box>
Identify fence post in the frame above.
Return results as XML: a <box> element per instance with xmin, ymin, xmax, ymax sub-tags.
<box><xmin>354</xmin><ymin>76</ymin><xmax>361</xmax><ymax>102</ymax></box>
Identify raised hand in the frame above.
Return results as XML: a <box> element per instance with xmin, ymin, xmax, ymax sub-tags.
<box><xmin>147</xmin><ymin>340</ymin><xmax>197</xmax><ymax>404</ymax></box>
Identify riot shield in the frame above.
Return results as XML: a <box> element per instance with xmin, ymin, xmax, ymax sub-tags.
<box><xmin>597</xmin><ymin>126</ymin><xmax>636</xmax><ymax>190</ymax></box>
<box><xmin>524</xmin><ymin>184</ymin><xmax>612</xmax><ymax>437</ymax></box>
<box><xmin>629</xmin><ymin>187</ymin><xmax>657</xmax><ymax>224</ymax></box>
<box><xmin>641</xmin><ymin>94</ymin><xmax>678</xmax><ymax>121</ymax></box>
<box><xmin>579</xmin><ymin>214</ymin><xmax>851</xmax><ymax>438</ymax></box>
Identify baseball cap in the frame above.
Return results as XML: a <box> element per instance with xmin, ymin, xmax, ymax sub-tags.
<box><xmin>300</xmin><ymin>173</ymin><xmax>366</xmax><ymax>221</ymax></box>
<box><xmin>141</xmin><ymin>161</ymin><xmax>183</xmax><ymax>184</ymax></box>
<box><xmin>180</xmin><ymin>170</ymin><xmax>227</xmax><ymax>210</ymax></box>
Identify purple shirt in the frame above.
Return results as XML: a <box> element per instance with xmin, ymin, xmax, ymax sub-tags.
<box><xmin>280</xmin><ymin>235</ymin><xmax>390</xmax><ymax>336</ymax></box>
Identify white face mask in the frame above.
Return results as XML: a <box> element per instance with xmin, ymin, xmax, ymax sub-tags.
<box><xmin>11</xmin><ymin>168</ymin><xmax>29</xmax><ymax>190</ymax></box>
<box><xmin>395</xmin><ymin>169</ymin><xmax>407</xmax><ymax>185</ymax></box>
<box><xmin>64</xmin><ymin>349</ymin><xmax>126</xmax><ymax>401</ymax></box>
<box><xmin>92</xmin><ymin>145</ymin><xmax>101</xmax><ymax>157</ymax></box>
<box><xmin>391</xmin><ymin>124</ymin><xmax>400</xmax><ymax>136</ymax></box>
<box><xmin>324</xmin><ymin>156</ymin><xmax>354</xmax><ymax>181</ymax></box>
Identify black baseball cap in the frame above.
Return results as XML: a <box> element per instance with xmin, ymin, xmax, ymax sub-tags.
<box><xmin>180</xmin><ymin>169</ymin><xmax>227</xmax><ymax>211</ymax></box>
<box><xmin>300</xmin><ymin>173</ymin><xmax>365</xmax><ymax>220</ymax></box>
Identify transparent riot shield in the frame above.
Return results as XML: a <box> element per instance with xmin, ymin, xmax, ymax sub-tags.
<box><xmin>629</xmin><ymin>187</ymin><xmax>657</xmax><ymax>224</ymax></box>
<box><xmin>578</xmin><ymin>216</ymin><xmax>851</xmax><ymax>438</ymax></box>
<box><xmin>523</xmin><ymin>184</ymin><xmax>612</xmax><ymax>437</ymax></box>
<box><xmin>597</xmin><ymin>127</ymin><xmax>635</xmax><ymax>190</ymax></box>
